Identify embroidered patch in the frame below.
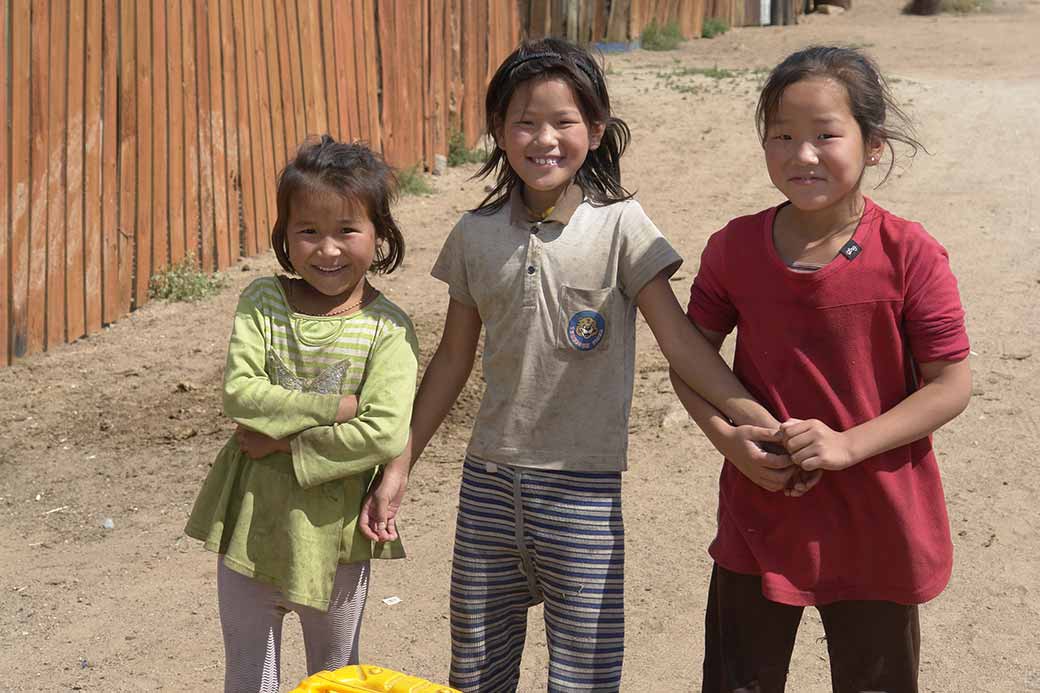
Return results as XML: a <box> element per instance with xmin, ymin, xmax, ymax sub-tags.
<box><xmin>567</xmin><ymin>311</ymin><xmax>606</xmax><ymax>351</ymax></box>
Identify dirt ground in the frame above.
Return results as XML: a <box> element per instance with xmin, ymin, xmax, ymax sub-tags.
<box><xmin>2</xmin><ymin>1</ymin><xmax>1038</xmax><ymax>690</ymax></box>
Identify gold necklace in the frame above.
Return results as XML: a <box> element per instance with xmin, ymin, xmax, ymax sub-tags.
<box><xmin>290</xmin><ymin>279</ymin><xmax>373</xmax><ymax>316</ymax></box>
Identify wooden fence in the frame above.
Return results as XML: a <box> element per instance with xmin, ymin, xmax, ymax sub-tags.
<box><xmin>0</xmin><ymin>0</ymin><xmax>521</xmax><ymax>367</ymax></box>
<box><xmin>522</xmin><ymin>0</ymin><xmax>802</xmax><ymax>43</ymax></box>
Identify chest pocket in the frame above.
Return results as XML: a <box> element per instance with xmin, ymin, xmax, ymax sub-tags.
<box><xmin>556</xmin><ymin>286</ymin><xmax>617</xmax><ymax>354</ymax></box>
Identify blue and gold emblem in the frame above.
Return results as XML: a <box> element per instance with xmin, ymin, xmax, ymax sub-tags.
<box><xmin>567</xmin><ymin>310</ymin><xmax>605</xmax><ymax>351</ymax></box>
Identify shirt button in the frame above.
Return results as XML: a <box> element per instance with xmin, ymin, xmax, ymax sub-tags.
<box><xmin>527</xmin><ymin>266</ymin><xmax>536</xmax><ymax>275</ymax></box>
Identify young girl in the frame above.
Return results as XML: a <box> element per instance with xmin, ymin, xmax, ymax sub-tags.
<box><xmin>361</xmin><ymin>38</ymin><xmax>785</xmax><ymax>692</ymax></box>
<box><xmin>185</xmin><ymin>136</ymin><xmax>418</xmax><ymax>693</ymax></box>
<box><xmin>670</xmin><ymin>47</ymin><xmax>972</xmax><ymax>691</ymax></box>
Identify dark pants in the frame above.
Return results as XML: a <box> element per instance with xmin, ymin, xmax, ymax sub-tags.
<box><xmin>702</xmin><ymin>564</ymin><xmax>921</xmax><ymax>693</ymax></box>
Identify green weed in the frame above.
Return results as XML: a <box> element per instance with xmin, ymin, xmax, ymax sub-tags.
<box><xmin>641</xmin><ymin>19</ymin><xmax>684</xmax><ymax>51</ymax></box>
<box><xmin>148</xmin><ymin>253</ymin><xmax>227</xmax><ymax>303</ymax></box>
<box><xmin>940</xmin><ymin>0</ymin><xmax>991</xmax><ymax>11</ymax></box>
<box><xmin>447</xmin><ymin>131</ymin><xmax>487</xmax><ymax>167</ymax></box>
<box><xmin>398</xmin><ymin>165</ymin><xmax>434</xmax><ymax>196</ymax></box>
<box><xmin>701</xmin><ymin>18</ymin><xmax>729</xmax><ymax>38</ymax></box>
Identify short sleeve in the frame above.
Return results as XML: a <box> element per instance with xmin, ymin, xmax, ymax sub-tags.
<box><xmin>903</xmin><ymin>229</ymin><xmax>969</xmax><ymax>363</ymax></box>
<box><xmin>431</xmin><ymin>216</ymin><xmax>476</xmax><ymax>307</ymax></box>
<box><xmin>616</xmin><ymin>201</ymin><xmax>683</xmax><ymax>299</ymax></box>
<box><xmin>687</xmin><ymin>229</ymin><xmax>738</xmax><ymax>335</ymax></box>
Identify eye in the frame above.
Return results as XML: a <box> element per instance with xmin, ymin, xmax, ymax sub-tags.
<box><xmin>297</xmin><ymin>227</ymin><xmax>317</xmax><ymax>235</ymax></box>
<box><xmin>817</xmin><ymin>133</ymin><xmax>837</xmax><ymax>140</ymax></box>
<box><xmin>341</xmin><ymin>226</ymin><xmax>359</xmax><ymax>234</ymax></box>
<box><xmin>771</xmin><ymin>134</ymin><xmax>791</xmax><ymax>141</ymax></box>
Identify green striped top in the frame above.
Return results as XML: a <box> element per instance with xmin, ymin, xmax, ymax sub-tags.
<box><xmin>185</xmin><ymin>276</ymin><xmax>418</xmax><ymax>611</ymax></box>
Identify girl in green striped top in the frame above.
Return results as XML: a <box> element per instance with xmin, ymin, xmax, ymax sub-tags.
<box><xmin>185</xmin><ymin>136</ymin><xmax>418</xmax><ymax>692</ymax></box>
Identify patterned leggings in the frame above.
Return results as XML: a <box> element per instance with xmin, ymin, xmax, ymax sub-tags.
<box><xmin>217</xmin><ymin>557</ymin><xmax>369</xmax><ymax>693</ymax></box>
<box><xmin>449</xmin><ymin>458</ymin><xmax>626</xmax><ymax>693</ymax></box>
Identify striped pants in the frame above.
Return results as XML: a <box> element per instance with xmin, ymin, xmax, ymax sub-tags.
<box><xmin>449</xmin><ymin>458</ymin><xmax>625</xmax><ymax>693</ymax></box>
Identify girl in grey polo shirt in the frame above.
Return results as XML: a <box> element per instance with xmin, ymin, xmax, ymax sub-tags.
<box><xmin>360</xmin><ymin>39</ymin><xmax>783</xmax><ymax>693</ymax></box>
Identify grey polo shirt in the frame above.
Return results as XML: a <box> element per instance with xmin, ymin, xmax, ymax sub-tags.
<box><xmin>432</xmin><ymin>186</ymin><xmax>682</xmax><ymax>471</ymax></box>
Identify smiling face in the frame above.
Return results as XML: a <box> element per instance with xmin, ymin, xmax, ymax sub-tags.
<box><xmin>764</xmin><ymin>77</ymin><xmax>883</xmax><ymax>216</ymax></box>
<box><xmin>496</xmin><ymin>77</ymin><xmax>605</xmax><ymax>213</ymax></box>
<box><xmin>285</xmin><ymin>184</ymin><xmax>376</xmax><ymax>302</ymax></box>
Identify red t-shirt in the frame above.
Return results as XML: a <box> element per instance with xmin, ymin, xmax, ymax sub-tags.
<box><xmin>688</xmin><ymin>198</ymin><xmax>969</xmax><ymax>606</ymax></box>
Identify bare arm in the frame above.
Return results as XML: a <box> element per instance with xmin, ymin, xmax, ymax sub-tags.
<box><xmin>360</xmin><ymin>297</ymin><xmax>482</xmax><ymax>541</ymax></box>
<box><xmin>782</xmin><ymin>358</ymin><xmax>972</xmax><ymax>471</ymax></box>
<box><xmin>637</xmin><ymin>273</ymin><xmax>775</xmax><ymax>429</ymax></box>
<box><xmin>666</xmin><ymin>324</ymin><xmax>802</xmax><ymax>494</ymax></box>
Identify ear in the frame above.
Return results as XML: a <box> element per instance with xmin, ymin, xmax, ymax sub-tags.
<box><xmin>589</xmin><ymin>122</ymin><xmax>607</xmax><ymax>151</ymax></box>
<box><xmin>865</xmin><ymin>137</ymin><xmax>885</xmax><ymax>167</ymax></box>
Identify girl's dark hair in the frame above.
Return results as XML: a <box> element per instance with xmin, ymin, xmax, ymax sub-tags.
<box><xmin>474</xmin><ymin>37</ymin><xmax>632</xmax><ymax>214</ymax></box>
<box><xmin>756</xmin><ymin>46</ymin><xmax>925</xmax><ymax>185</ymax></box>
<box><xmin>272</xmin><ymin>135</ymin><xmax>405</xmax><ymax>274</ymax></box>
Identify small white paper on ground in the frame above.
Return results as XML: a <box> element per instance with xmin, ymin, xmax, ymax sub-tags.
<box><xmin>382</xmin><ymin>596</ymin><xmax>402</xmax><ymax>606</ymax></box>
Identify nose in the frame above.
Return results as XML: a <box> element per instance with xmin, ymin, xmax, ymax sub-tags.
<box><xmin>794</xmin><ymin>139</ymin><xmax>820</xmax><ymax>165</ymax></box>
<box><xmin>533</xmin><ymin>123</ymin><xmax>559</xmax><ymax>147</ymax></box>
<box><xmin>316</xmin><ymin>234</ymin><xmax>343</xmax><ymax>256</ymax></box>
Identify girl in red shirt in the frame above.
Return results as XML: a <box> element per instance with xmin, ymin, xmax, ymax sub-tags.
<box><xmin>672</xmin><ymin>46</ymin><xmax>972</xmax><ymax>692</ymax></box>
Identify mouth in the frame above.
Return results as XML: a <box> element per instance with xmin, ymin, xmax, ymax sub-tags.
<box><xmin>312</xmin><ymin>265</ymin><xmax>347</xmax><ymax>274</ymax></box>
<box><xmin>528</xmin><ymin>156</ymin><xmax>562</xmax><ymax>168</ymax></box>
<box><xmin>789</xmin><ymin>175</ymin><xmax>825</xmax><ymax>185</ymax></box>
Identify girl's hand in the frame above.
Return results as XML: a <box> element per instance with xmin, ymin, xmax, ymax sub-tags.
<box><xmin>235</xmin><ymin>425</ymin><xmax>291</xmax><ymax>459</ymax></box>
<box><xmin>785</xmin><ymin>468</ymin><xmax>824</xmax><ymax>497</ymax></box>
<box><xmin>719</xmin><ymin>424</ymin><xmax>799</xmax><ymax>493</ymax></box>
<box><xmin>335</xmin><ymin>395</ymin><xmax>359</xmax><ymax>423</ymax></box>
<box><xmin>780</xmin><ymin>418</ymin><xmax>857</xmax><ymax>471</ymax></box>
<box><xmin>359</xmin><ymin>458</ymin><xmax>410</xmax><ymax>543</ymax></box>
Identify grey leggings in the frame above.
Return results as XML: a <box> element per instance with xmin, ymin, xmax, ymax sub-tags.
<box><xmin>217</xmin><ymin>557</ymin><xmax>370</xmax><ymax>693</ymax></box>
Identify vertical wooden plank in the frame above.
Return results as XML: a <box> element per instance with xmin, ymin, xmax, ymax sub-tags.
<box><xmin>218</xmin><ymin>0</ymin><xmax>240</xmax><ymax>262</ymax></box>
<box><xmin>320</xmin><ymin>0</ymin><xmax>340</xmax><ymax>141</ymax></box>
<box><xmin>606</xmin><ymin>0</ymin><xmax>630</xmax><ymax>41</ymax></box>
<box><xmin>165</xmin><ymin>0</ymin><xmax>185</xmax><ymax>265</ymax></box>
<box><xmin>242</xmin><ymin>0</ymin><xmax>270</xmax><ymax>251</ymax></box>
<box><xmin>0</xmin><ymin>0</ymin><xmax>10</xmax><ymax>364</ymax></box>
<box><xmin>45</xmin><ymin>0</ymin><xmax>68</xmax><ymax>347</ymax></box>
<box><xmin>331</xmin><ymin>0</ymin><xmax>359</xmax><ymax>142</ymax></box>
<box><xmin>530</xmin><ymin>0</ymin><xmax>550</xmax><ymax>38</ymax></box>
<box><xmin>447</xmin><ymin>0</ymin><xmax>462</xmax><ymax>137</ymax></box>
<box><xmin>250</xmin><ymin>0</ymin><xmax>276</xmax><ymax>247</ymax></box>
<box><xmin>230</xmin><ymin>0</ymin><xmax>257</xmax><ymax>258</ymax></box>
<box><xmin>151</xmin><ymin>0</ymin><xmax>169</xmax><ymax>276</ymax></box>
<box><xmin>193</xmin><ymin>0</ymin><xmax>215</xmax><ymax>272</ymax></box>
<box><xmin>133</xmin><ymin>0</ymin><xmax>152</xmax><ymax>308</ymax></box>
<box><xmin>261</xmin><ymin>0</ymin><xmax>287</xmax><ymax>169</ymax></box>
<box><xmin>206</xmin><ymin>0</ymin><xmax>230</xmax><ymax>270</ymax></box>
<box><xmin>83</xmin><ymin>0</ymin><xmax>104</xmax><ymax>334</ymax></box>
<box><xmin>9</xmin><ymin>0</ymin><xmax>31</xmax><ymax>358</ymax></box>
<box><xmin>361</xmin><ymin>0</ymin><xmax>381</xmax><ymax>150</ymax></box>
<box><xmin>28</xmin><ymin>0</ymin><xmax>50</xmax><ymax>355</ymax></box>
<box><xmin>299</xmin><ymin>1</ymin><xmax>328</xmax><ymax>137</ymax></box>
<box><xmin>285</xmin><ymin>0</ymin><xmax>307</xmax><ymax>147</ymax></box>
<box><xmin>427</xmin><ymin>0</ymin><xmax>447</xmax><ymax>160</ymax></box>
<box><xmin>116</xmin><ymin>0</ymin><xmax>135</xmax><ymax>317</ymax></box>
<box><xmin>378</xmin><ymin>1</ymin><xmax>400</xmax><ymax>164</ymax></box>
<box><xmin>229</xmin><ymin>0</ymin><xmax>255</xmax><ymax>255</ymax></box>
<box><xmin>271</xmin><ymin>0</ymin><xmax>295</xmax><ymax>160</ymax></box>
<box><xmin>460</xmin><ymin>0</ymin><xmax>480</xmax><ymax>147</ymax></box>
<box><xmin>180</xmin><ymin>0</ymin><xmax>200</xmax><ymax>262</ymax></box>
<box><xmin>66</xmin><ymin>0</ymin><xmax>86</xmax><ymax>341</ymax></box>
<box><xmin>350</xmin><ymin>0</ymin><xmax>371</xmax><ymax>145</ymax></box>
<box><xmin>100</xmin><ymin>0</ymin><xmax>119</xmax><ymax>324</ymax></box>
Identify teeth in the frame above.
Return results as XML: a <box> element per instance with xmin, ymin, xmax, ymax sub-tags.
<box><xmin>532</xmin><ymin>157</ymin><xmax>560</xmax><ymax>166</ymax></box>
<box><xmin>315</xmin><ymin>266</ymin><xmax>344</xmax><ymax>272</ymax></box>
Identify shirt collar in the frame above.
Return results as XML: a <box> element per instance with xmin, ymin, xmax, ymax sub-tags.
<box><xmin>508</xmin><ymin>184</ymin><xmax>585</xmax><ymax>227</ymax></box>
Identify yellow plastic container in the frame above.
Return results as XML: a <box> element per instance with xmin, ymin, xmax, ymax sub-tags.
<box><xmin>290</xmin><ymin>664</ymin><xmax>460</xmax><ymax>693</ymax></box>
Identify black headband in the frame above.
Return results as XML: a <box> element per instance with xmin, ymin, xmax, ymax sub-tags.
<box><xmin>508</xmin><ymin>51</ymin><xmax>600</xmax><ymax>85</ymax></box>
